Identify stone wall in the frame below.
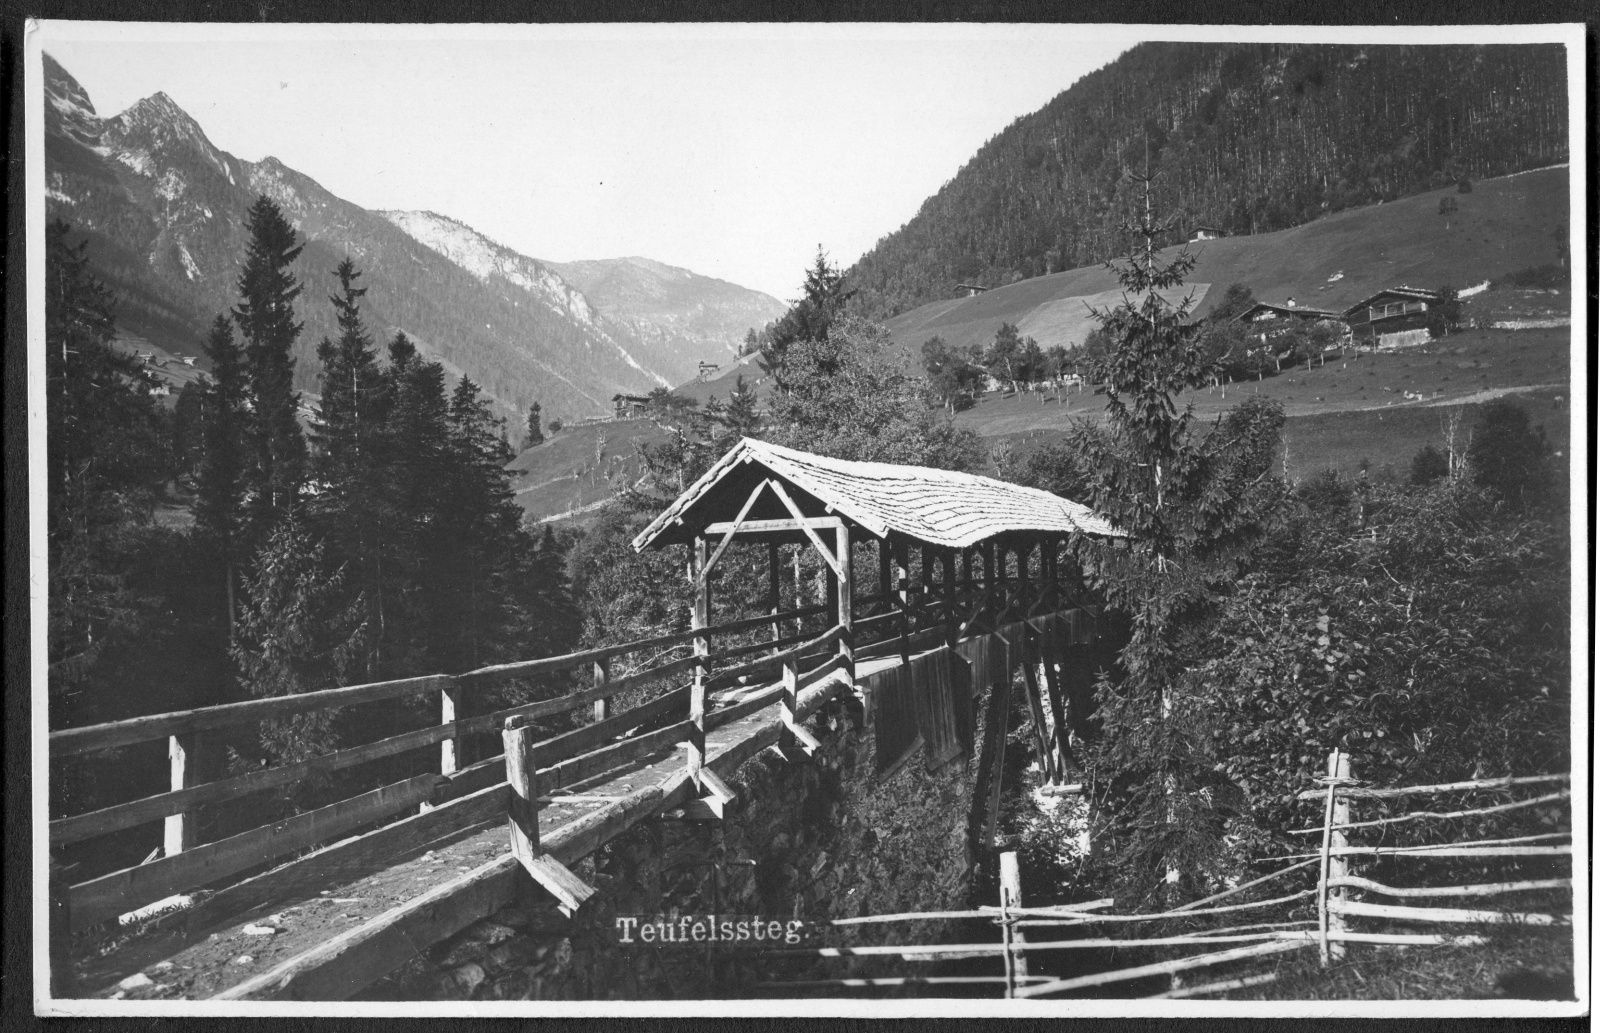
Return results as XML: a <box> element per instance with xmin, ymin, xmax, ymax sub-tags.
<box><xmin>363</xmin><ymin>685</ymin><xmax>988</xmax><ymax>1001</ymax></box>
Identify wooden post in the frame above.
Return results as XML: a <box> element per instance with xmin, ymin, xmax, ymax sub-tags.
<box><xmin>999</xmin><ymin>848</ymin><xmax>1029</xmax><ymax>993</ymax></box>
<box><xmin>592</xmin><ymin>657</ymin><xmax>610</xmax><ymax>723</ymax></box>
<box><xmin>1317</xmin><ymin>747</ymin><xmax>1341</xmax><ymax>968</ymax></box>
<box><xmin>1330</xmin><ymin>752</ymin><xmax>1352</xmax><ymax>962</ymax></box>
<box><xmin>892</xmin><ymin>537</ymin><xmax>911</xmax><ymax>665</ymax></box>
<box><xmin>942</xmin><ymin>549</ymin><xmax>959</xmax><ymax>649</ymax></box>
<box><xmin>503</xmin><ymin>715</ymin><xmax>596</xmax><ymax>915</ymax></box>
<box><xmin>438</xmin><ymin>681</ymin><xmax>462</xmax><ymax>779</ymax></box>
<box><xmin>689</xmin><ymin>536</ymin><xmax>709</xmax><ymax>786</ymax></box>
<box><xmin>979</xmin><ymin>543</ymin><xmax>992</xmax><ymax>630</ymax></box>
<box><xmin>768</xmin><ymin>540</ymin><xmax>782</xmax><ymax>651</ymax></box>
<box><xmin>164</xmin><ymin>732</ymin><xmax>198</xmax><ymax>856</ymax></box>
<box><xmin>1019</xmin><ymin>629</ymin><xmax>1056</xmax><ymax>783</ymax></box>
<box><xmin>835</xmin><ymin>522</ymin><xmax>855</xmax><ymax>694</ymax></box>
<box><xmin>878</xmin><ymin>537</ymin><xmax>892</xmax><ymax>613</ymax></box>
<box><xmin>504</xmin><ymin>717</ymin><xmax>542</xmax><ymax>862</ymax></box>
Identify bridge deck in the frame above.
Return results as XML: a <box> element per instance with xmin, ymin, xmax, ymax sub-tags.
<box><xmin>82</xmin><ymin>652</ymin><xmax>910</xmax><ymax>1001</ymax></box>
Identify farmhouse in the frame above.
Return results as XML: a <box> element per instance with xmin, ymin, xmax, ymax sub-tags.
<box><xmin>1189</xmin><ymin>225</ymin><xmax>1226</xmax><ymax>241</ymax></box>
<box><xmin>1232</xmin><ymin>300</ymin><xmax>1341</xmax><ymax>325</ymax></box>
<box><xmin>612</xmin><ymin>393</ymin><xmax>650</xmax><ymax>418</ymax></box>
<box><xmin>1342</xmin><ymin>286</ymin><xmax>1440</xmax><ymax>346</ymax></box>
<box><xmin>955</xmin><ymin>283</ymin><xmax>990</xmax><ymax>297</ymax></box>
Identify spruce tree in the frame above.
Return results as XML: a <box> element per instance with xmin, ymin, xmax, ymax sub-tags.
<box><xmin>524</xmin><ymin>401</ymin><xmax>545</xmax><ymax>448</ymax></box>
<box><xmin>313</xmin><ymin>258</ymin><xmax>392</xmax><ymax>677</ymax></box>
<box><xmin>196</xmin><ymin>314</ymin><xmax>249</xmax><ymax>633</ymax></box>
<box><xmin>1073</xmin><ymin>174</ymin><xmax>1287</xmax><ymax>906</ymax></box>
<box><xmin>233</xmin><ymin>194</ymin><xmax>307</xmax><ymax>540</ymax></box>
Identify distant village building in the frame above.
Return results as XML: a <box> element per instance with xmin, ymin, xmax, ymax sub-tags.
<box><xmin>955</xmin><ymin>283</ymin><xmax>990</xmax><ymax>297</ymax></box>
<box><xmin>1190</xmin><ymin>225</ymin><xmax>1226</xmax><ymax>241</ymax></box>
<box><xmin>1342</xmin><ymin>286</ymin><xmax>1439</xmax><ymax>346</ymax></box>
<box><xmin>696</xmin><ymin>361</ymin><xmax>720</xmax><ymax>382</ymax></box>
<box><xmin>1232</xmin><ymin>301</ymin><xmax>1341</xmax><ymax>325</ymax></box>
<box><xmin>612</xmin><ymin>393</ymin><xmax>650</xmax><ymax>418</ymax></box>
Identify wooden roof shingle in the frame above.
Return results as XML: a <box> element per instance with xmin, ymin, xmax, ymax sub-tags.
<box><xmin>632</xmin><ymin>438</ymin><xmax>1124</xmax><ymax>552</ymax></box>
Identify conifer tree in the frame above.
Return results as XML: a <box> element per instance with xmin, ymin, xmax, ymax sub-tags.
<box><xmin>196</xmin><ymin>314</ymin><xmax>249</xmax><ymax>633</ymax></box>
<box><xmin>46</xmin><ymin>220</ymin><xmax>171</xmax><ymax>712</ymax></box>
<box><xmin>524</xmin><ymin>401</ymin><xmax>545</xmax><ymax>448</ymax></box>
<box><xmin>1073</xmin><ymin>173</ymin><xmax>1287</xmax><ymax>905</ymax></box>
<box><xmin>313</xmin><ymin>258</ymin><xmax>392</xmax><ymax>677</ymax></box>
<box><xmin>233</xmin><ymin>194</ymin><xmax>307</xmax><ymax>540</ymax></box>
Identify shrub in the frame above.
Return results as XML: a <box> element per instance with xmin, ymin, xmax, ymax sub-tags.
<box><xmin>1408</xmin><ymin>444</ymin><xmax>1448</xmax><ymax>486</ymax></box>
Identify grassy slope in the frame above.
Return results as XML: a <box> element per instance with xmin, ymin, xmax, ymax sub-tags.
<box><xmin>507</xmin><ymin>417</ymin><xmax>666</xmax><ymax>524</ymax></box>
<box><xmin>884</xmin><ymin>165</ymin><xmax>1568</xmax><ymax>357</ymax></box>
<box><xmin>976</xmin><ymin>321</ymin><xmax>1571</xmax><ymax>481</ymax></box>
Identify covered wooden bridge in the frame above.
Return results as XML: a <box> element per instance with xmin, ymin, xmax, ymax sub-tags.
<box><xmin>48</xmin><ymin>438</ymin><xmax>1122</xmax><ymax>1002</ymax></box>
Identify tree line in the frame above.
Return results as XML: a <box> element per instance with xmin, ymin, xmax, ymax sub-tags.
<box><xmin>48</xmin><ymin>197</ymin><xmax>577</xmax><ymax>833</ymax></box>
<box><xmin>847</xmin><ymin>42</ymin><xmax>1568</xmax><ymax>321</ymax></box>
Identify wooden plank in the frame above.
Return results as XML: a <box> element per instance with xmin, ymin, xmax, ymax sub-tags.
<box><xmin>69</xmin><ymin>772</ymin><xmax>445</xmax><ymax>932</ymax></box>
<box><xmin>707</xmin><ymin>686</ymin><xmax>784</xmax><ymax>731</ymax></box>
<box><xmin>51</xmin><ymin>674</ymin><xmax>453</xmax><ymax>757</ymax></box>
<box><xmin>703</xmin><ymin>515</ymin><xmax>844</xmax><ymax>535</ymax></box>
<box><xmin>538</xmin><ymin>720</ymin><xmax>694</xmax><ymax>794</ymax></box>
<box><xmin>707</xmin><ymin>624</ymin><xmax>842</xmax><ymax>688</ymax></box>
<box><xmin>521</xmin><ymin>853</ymin><xmax>597</xmax><ymax>916</ymax></box>
<box><xmin>835</xmin><ymin>521</ymin><xmax>855</xmax><ymax>694</ymax></box>
<box><xmin>1329</xmin><ymin>876</ymin><xmax>1571</xmax><ymax>899</ymax></box>
<box><xmin>532</xmin><ymin>686</ymin><xmax>691</xmax><ymax>767</ymax></box>
<box><xmin>177</xmin><ymin>780</ymin><xmax>507</xmax><ymax>939</ymax></box>
<box><xmin>689</xmin><ymin>535</ymin><xmax>709</xmax><ymax>782</ymax></box>
<box><xmin>213</xmin><ymin>853</ymin><xmax>524</xmax><ymax>1001</ymax></box>
<box><xmin>1038</xmin><ymin>629</ymin><xmax>1073</xmax><ymax>775</ymax></box>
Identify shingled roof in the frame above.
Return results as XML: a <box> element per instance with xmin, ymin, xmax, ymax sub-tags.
<box><xmin>632</xmin><ymin>438</ymin><xmax>1123</xmax><ymax>551</ymax></box>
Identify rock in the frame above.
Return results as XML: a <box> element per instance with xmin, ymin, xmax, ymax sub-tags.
<box><xmin>116</xmin><ymin>972</ymin><xmax>154</xmax><ymax>992</ymax></box>
<box><xmin>150</xmin><ymin>961</ymin><xmax>175</xmax><ymax>972</ymax></box>
<box><xmin>451</xmin><ymin>962</ymin><xmax>487</xmax><ymax>996</ymax></box>
<box><xmin>241</xmin><ymin>924</ymin><xmax>279</xmax><ymax>936</ymax></box>
<box><xmin>233</xmin><ymin>955</ymin><xmax>254</xmax><ymax>966</ymax></box>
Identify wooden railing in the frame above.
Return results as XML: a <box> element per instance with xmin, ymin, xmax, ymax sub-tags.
<box><xmin>50</xmin><ymin>537</ymin><xmax>1074</xmax><ymax>938</ymax></box>
<box><xmin>49</xmin><ymin>601</ymin><xmax>834</xmax><ymax>933</ymax></box>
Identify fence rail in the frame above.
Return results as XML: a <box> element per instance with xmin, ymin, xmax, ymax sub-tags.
<box><xmin>755</xmin><ymin>754</ymin><xmax>1573</xmax><ymax>1001</ymax></box>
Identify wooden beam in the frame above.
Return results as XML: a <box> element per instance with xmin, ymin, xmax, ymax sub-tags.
<box><xmin>703</xmin><ymin>478</ymin><xmax>772</xmax><ymax>579</ymax></box>
<box><xmin>438</xmin><ymin>680</ymin><xmax>463</xmax><ymax>779</ymax></box>
<box><xmin>689</xmin><ymin>535</ymin><xmax>709</xmax><ymax>784</ymax></box>
<box><xmin>591</xmin><ymin>657</ymin><xmax>610</xmax><ymax>724</ymax></box>
<box><xmin>767</xmin><ymin>479</ymin><xmax>842</xmax><ymax>577</ymax></box>
<box><xmin>51</xmin><ymin>673</ymin><xmax>453</xmax><ymax>757</ymax></box>
<box><xmin>893</xmin><ymin>537</ymin><xmax>911</xmax><ymax>666</ymax></box>
<box><xmin>503</xmin><ymin>718</ymin><xmax>542</xmax><ymax>861</ymax></box>
<box><xmin>768</xmin><ymin>540</ymin><xmax>782</xmax><ymax>649</ymax></box>
<box><xmin>703</xmin><ymin>515</ymin><xmax>844</xmax><ymax>536</ymax></box>
<box><xmin>1019</xmin><ymin>629</ymin><xmax>1056</xmax><ymax>783</ymax></box>
<box><xmin>835</xmin><ymin>521</ymin><xmax>855</xmax><ymax>696</ymax></box>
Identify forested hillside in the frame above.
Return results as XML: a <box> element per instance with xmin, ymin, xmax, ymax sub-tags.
<box><xmin>848</xmin><ymin>43</ymin><xmax>1567</xmax><ymax>319</ymax></box>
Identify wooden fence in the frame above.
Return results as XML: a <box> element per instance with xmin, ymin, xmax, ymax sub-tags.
<box><xmin>753</xmin><ymin>751</ymin><xmax>1573</xmax><ymax>1000</ymax></box>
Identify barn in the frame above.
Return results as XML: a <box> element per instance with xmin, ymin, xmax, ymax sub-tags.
<box><xmin>1342</xmin><ymin>287</ymin><xmax>1440</xmax><ymax>346</ymax></box>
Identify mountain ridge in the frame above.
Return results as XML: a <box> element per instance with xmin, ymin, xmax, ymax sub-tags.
<box><xmin>42</xmin><ymin>52</ymin><xmax>780</xmax><ymax>422</ymax></box>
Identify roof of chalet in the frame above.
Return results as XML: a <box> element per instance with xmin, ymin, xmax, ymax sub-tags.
<box><xmin>1343</xmin><ymin>286</ymin><xmax>1440</xmax><ymax>315</ymax></box>
<box><xmin>632</xmin><ymin>438</ymin><xmax>1124</xmax><ymax>552</ymax></box>
<box><xmin>1233</xmin><ymin>301</ymin><xmax>1342</xmax><ymax>323</ymax></box>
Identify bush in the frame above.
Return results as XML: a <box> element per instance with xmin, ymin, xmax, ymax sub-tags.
<box><xmin>1408</xmin><ymin>444</ymin><xmax>1448</xmax><ymax>486</ymax></box>
<box><xmin>1194</xmin><ymin>481</ymin><xmax>1569</xmax><ymax>838</ymax></box>
<box><xmin>1457</xmin><ymin>178</ymin><xmax>1473</xmax><ymax>193</ymax></box>
<box><xmin>1438</xmin><ymin>196</ymin><xmax>1459</xmax><ymax>216</ymax></box>
<box><xmin>1468</xmin><ymin>399</ymin><xmax>1552</xmax><ymax>509</ymax></box>
<box><xmin>1498</xmin><ymin>264</ymin><xmax>1567</xmax><ymax>291</ymax></box>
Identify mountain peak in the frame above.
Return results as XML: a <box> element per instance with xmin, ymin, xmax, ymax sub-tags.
<box><xmin>43</xmin><ymin>51</ymin><xmax>104</xmax><ymax>143</ymax></box>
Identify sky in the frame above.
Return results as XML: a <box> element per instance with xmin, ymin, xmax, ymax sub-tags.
<box><xmin>36</xmin><ymin>24</ymin><xmax>1143</xmax><ymax>300</ymax></box>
